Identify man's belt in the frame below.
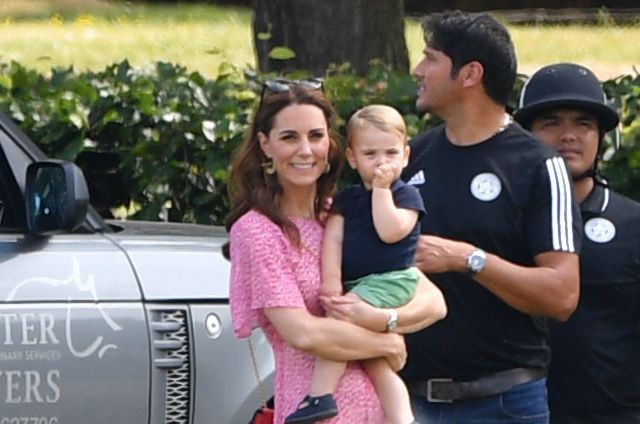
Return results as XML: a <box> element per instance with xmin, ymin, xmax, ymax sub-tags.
<box><xmin>407</xmin><ymin>367</ymin><xmax>546</xmax><ymax>403</ymax></box>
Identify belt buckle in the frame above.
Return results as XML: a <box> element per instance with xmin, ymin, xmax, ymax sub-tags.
<box><xmin>426</xmin><ymin>378</ymin><xmax>453</xmax><ymax>403</ymax></box>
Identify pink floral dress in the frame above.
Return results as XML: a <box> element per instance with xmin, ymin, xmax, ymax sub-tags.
<box><xmin>229</xmin><ymin>210</ymin><xmax>384</xmax><ymax>424</ymax></box>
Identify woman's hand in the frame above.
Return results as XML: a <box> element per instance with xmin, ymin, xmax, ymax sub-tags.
<box><xmin>320</xmin><ymin>270</ymin><xmax>447</xmax><ymax>335</ymax></box>
<box><xmin>264</xmin><ymin>306</ymin><xmax>409</xmax><ymax>364</ymax></box>
<box><xmin>385</xmin><ymin>332</ymin><xmax>407</xmax><ymax>372</ymax></box>
<box><xmin>320</xmin><ymin>293</ymin><xmax>387</xmax><ymax>332</ymax></box>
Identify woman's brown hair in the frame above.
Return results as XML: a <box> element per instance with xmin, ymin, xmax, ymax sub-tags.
<box><xmin>225</xmin><ymin>84</ymin><xmax>343</xmax><ymax>246</ymax></box>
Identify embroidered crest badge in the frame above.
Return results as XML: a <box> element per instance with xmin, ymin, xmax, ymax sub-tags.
<box><xmin>584</xmin><ymin>217</ymin><xmax>616</xmax><ymax>243</ymax></box>
<box><xmin>470</xmin><ymin>173</ymin><xmax>501</xmax><ymax>201</ymax></box>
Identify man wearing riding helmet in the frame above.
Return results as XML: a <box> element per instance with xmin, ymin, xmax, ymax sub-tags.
<box><xmin>515</xmin><ymin>62</ymin><xmax>640</xmax><ymax>423</ymax></box>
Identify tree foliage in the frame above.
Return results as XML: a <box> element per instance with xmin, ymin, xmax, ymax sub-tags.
<box><xmin>0</xmin><ymin>60</ymin><xmax>638</xmax><ymax>225</ymax></box>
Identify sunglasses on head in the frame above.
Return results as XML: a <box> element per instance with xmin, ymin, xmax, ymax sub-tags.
<box><xmin>260</xmin><ymin>78</ymin><xmax>324</xmax><ymax>102</ymax></box>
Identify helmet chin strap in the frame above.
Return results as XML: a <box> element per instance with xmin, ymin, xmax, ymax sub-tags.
<box><xmin>571</xmin><ymin>155</ymin><xmax>609</xmax><ymax>187</ymax></box>
<box><xmin>573</xmin><ymin>168</ymin><xmax>595</xmax><ymax>181</ymax></box>
<box><xmin>572</xmin><ymin>159</ymin><xmax>608</xmax><ymax>187</ymax></box>
<box><xmin>572</xmin><ymin>135</ymin><xmax>609</xmax><ymax>186</ymax></box>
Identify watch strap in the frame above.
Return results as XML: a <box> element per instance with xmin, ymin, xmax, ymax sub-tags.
<box><xmin>385</xmin><ymin>309</ymin><xmax>398</xmax><ymax>332</ymax></box>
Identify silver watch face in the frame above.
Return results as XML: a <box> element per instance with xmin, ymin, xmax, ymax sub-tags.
<box><xmin>468</xmin><ymin>250</ymin><xmax>486</xmax><ymax>273</ymax></box>
<box><xmin>470</xmin><ymin>255</ymin><xmax>483</xmax><ymax>270</ymax></box>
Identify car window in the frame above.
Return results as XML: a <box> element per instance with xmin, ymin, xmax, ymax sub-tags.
<box><xmin>0</xmin><ymin>113</ymin><xmax>50</xmax><ymax>192</ymax></box>
<box><xmin>0</xmin><ymin>193</ymin><xmax>5</xmax><ymax>227</ymax></box>
<box><xmin>0</xmin><ymin>139</ymin><xmax>23</xmax><ymax>231</ymax></box>
<box><xmin>0</xmin><ymin>188</ymin><xmax>16</xmax><ymax>231</ymax></box>
<box><xmin>0</xmin><ymin>113</ymin><xmax>104</xmax><ymax>234</ymax></box>
<box><xmin>0</xmin><ymin>126</ymin><xmax>29</xmax><ymax>191</ymax></box>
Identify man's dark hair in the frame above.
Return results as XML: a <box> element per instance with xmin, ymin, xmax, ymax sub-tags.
<box><xmin>423</xmin><ymin>11</ymin><xmax>517</xmax><ymax>105</ymax></box>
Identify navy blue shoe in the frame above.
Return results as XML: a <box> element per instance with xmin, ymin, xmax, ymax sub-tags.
<box><xmin>284</xmin><ymin>394</ymin><xmax>338</xmax><ymax>424</ymax></box>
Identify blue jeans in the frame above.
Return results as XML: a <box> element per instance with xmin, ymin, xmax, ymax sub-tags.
<box><xmin>411</xmin><ymin>378</ymin><xmax>549</xmax><ymax>424</ymax></box>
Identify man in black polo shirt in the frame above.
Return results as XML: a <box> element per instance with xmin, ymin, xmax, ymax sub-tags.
<box><xmin>400</xmin><ymin>12</ymin><xmax>582</xmax><ymax>423</ymax></box>
<box><xmin>515</xmin><ymin>62</ymin><xmax>640</xmax><ymax>423</ymax></box>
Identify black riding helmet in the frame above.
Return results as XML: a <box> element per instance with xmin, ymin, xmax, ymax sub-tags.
<box><xmin>515</xmin><ymin>63</ymin><xmax>619</xmax><ymax>132</ymax></box>
<box><xmin>514</xmin><ymin>63</ymin><xmax>620</xmax><ymax>183</ymax></box>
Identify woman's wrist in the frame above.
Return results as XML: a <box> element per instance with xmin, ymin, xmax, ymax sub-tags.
<box><xmin>376</xmin><ymin>307</ymin><xmax>391</xmax><ymax>332</ymax></box>
<box><xmin>384</xmin><ymin>309</ymin><xmax>398</xmax><ymax>332</ymax></box>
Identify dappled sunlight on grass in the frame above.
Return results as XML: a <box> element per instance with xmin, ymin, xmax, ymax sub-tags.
<box><xmin>0</xmin><ymin>16</ymin><xmax>254</xmax><ymax>77</ymax></box>
<box><xmin>0</xmin><ymin>2</ymin><xmax>637</xmax><ymax>79</ymax></box>
<box><xmin>406</xmin><ymin>18</ymin><xmax>640</xmax><ymax>79</ymax></box>
<box><xmin>510</xmin><ymin>24</ymin><xmax>639</xmax><ymax>78</ymax></box>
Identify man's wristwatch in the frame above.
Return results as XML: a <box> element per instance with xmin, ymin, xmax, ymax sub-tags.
<box><xmin>385</xmin><ymin>309</ymin><xmax>398</xmax><ymax>332</ymax></box>
<box><xmin>467</xmin><ymin>248</ymin><xmax>487</xmax><ymax>276</ymax></box>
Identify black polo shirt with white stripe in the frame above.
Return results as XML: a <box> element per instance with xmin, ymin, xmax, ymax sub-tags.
<box><xmin>548</xmin><ymin>184</ymin><xmax>640</xmax><ymax>422</ymax></box>
<box><xmin>400</xmin><ymin>122</ymin><xmax>582</xmax><ymax>381</ymax></box>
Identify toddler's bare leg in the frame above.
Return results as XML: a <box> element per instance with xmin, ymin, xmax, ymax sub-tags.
<box><xmin>364</xmin><ymin>358</ymin><xmax>415</xmax><ymax>424</ymax></box>
<box><xmin>309</xmin><ymin>356</ymin><xmax>347</xmax><ymax>396</ymax></box>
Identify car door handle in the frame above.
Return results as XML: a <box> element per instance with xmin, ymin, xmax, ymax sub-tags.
<box><xmin>154</xmin><ymin>357</ymin><xmax>187</xmax><ymax>369</ymax></box>
<box><xmin>153</xmin><ymin>339</ymin><xmax>184</xmax><ymax>350</ymax></box>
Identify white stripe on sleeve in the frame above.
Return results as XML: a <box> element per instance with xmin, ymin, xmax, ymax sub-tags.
<box><xmin>545</xmin><ymin>158</ymin><xmax>575</xmax><ymax>252</ymax></box>
<box><xmin>546</xmin><ymin>159</ymin><xmax>560</xmax><ymax>250</ymax></box>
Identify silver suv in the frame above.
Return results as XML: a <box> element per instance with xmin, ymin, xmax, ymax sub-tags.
<box><xmin>0</xmin><ymin>112</ymin><xmax>274</xmax><ymax>424</ymax></box>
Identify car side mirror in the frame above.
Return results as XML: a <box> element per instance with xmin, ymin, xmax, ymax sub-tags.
<box><xmin>25</xmin><ymin>160</ymin><xmax>90</xmax><ymax>234</ymax></box>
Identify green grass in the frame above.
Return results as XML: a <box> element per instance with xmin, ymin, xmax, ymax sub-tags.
<box><xmin>407</xmin><ymin>18</ymin><xmax>639</xmax><ymax>79</ymax></box>
<box><xmin>509</xmin><ymin>24</ymin><xmax>639</xmax><ymax>79</ymax></box>
<box><xmin>1</xmin><ymin>1</ymin><xmax>638</xmax><ymax>79</ymax></box>
<box><xmin>0</xmin><ymin>1</ymin><xmax>255</xmax><ymax>76</ymax></box>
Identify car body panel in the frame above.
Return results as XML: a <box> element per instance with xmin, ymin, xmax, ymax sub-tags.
<box><xmin>0</xmin><ymin>233</ymin><xmax>141</xmax><ymax>302</ymax></box>
<box><xmin>0</xmin><ymin>303</ymin><xmax>149</xmax><ymax>424</ymax></box>
<box><xmin>0</xmin><ymin>110</ymin><xmax>275</xmax><ymax>424</ymax></box>
<box><xmin>190</xmin><ymin>305</ymin><xmax>275</xmax><ymax>424</ymax></box>
<box><xmin>106</xmin><ymin>221</ymin><xmax>231</xmax><ymax>300</ymax></box>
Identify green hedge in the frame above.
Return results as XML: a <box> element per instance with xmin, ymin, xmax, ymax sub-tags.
<box><xmin>0</xmin><ymin>60</ymin><xmax>638</xmax><ymax>225</ymax></box>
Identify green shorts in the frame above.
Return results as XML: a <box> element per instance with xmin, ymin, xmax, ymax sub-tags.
<box><xmin>344</xmin><ymin>268</ymin><xmax>419</xmax><ymax>308</ymax></box>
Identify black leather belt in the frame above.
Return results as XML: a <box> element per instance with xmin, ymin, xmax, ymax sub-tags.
<box><xmin>407</xmin><ymin>367</ymin><xmax>546</xmax><ymax>403</ymax></box>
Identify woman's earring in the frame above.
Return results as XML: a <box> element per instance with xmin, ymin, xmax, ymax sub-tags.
<box><xmin>324</xmin><ymin>163</ymin><xmax>331</xmax><ymax>174</ymax></box>
<box><xmin>262</xmin><ymin>159</ymin><xmax>276</xmax><ymax>175</ymax></box>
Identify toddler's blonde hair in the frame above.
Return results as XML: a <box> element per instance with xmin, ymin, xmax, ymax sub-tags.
<box><xmin>346</xmin><ymin>104</ymin><xmax>407</xmax><ymax>146</ymax></box>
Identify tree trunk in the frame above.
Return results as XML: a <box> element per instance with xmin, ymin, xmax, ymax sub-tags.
<box><xmin>253</xmin><ymin>0</ymin><xmax>409</xmax><ymax>75</ymax></box>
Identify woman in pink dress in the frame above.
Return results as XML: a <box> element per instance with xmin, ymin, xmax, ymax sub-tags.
<box><xmin>227</xmin><ymin>80</ymin><xmax>446</xmax><ymax>424</ymax></box>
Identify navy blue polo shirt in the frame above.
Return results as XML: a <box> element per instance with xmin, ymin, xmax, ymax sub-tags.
<box><xmin>400</xmin><ymin>123</ymin><xmax>582</xmax><ymax>381</ymax></box>
<box><xmin>333</xmin><ymin>179</ymin><xmax>426</xmax><ymax>282</ymax></box>
<box><xmin>548</xmin><ymin>184</ymin><xmax>640</xmax><ymax>422</ymax></box>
